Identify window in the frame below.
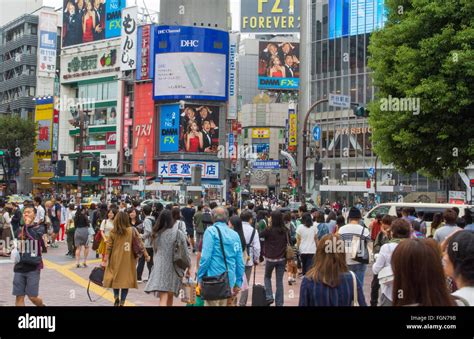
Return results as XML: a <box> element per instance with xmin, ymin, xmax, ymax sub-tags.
<box><xmin>30</xmin><ymin>24</ymin><xmax>37</xmax><ymax>35</ymax></box>
<box><xmin>368</xmin><ymin>205</ymin><xmax>390</xmax><ymax>218</ymax></box>
<box><xmin>28</xmin><ymin>87</ymin><xmax>36</xmax><ymax>96</ymax></box>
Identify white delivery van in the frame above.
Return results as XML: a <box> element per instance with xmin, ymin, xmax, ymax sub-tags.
<box><xmin>363</xmin><ymin>203</ymin><xmax>474</xmax><ymax>235</ymax></box>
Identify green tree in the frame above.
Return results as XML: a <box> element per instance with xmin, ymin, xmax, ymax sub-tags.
<box><xmin>367</xmin><ymin>0</ymin><xmax>474</xmax><ymax>178</ymax></box>
<box><xmin>0</xmin><ymin>116</ymin><xmax>36</xmax><ymax>157</ymax></box>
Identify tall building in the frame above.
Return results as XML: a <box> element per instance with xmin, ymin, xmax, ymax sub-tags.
<box><xmin>299</xmin><ymin>0</ymin><xmax>458</xmax><ymax>205</ymax></box>
<box><xmin>0</xmin><ymin>6</ymin><xmax>61</xmax><ymax>194</ymax></box>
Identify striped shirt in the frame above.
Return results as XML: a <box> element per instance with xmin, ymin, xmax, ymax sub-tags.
<box><xmin>299</xmin><ymin>272</ymin><xmax>367</xmax><ymax>306</ymax></box>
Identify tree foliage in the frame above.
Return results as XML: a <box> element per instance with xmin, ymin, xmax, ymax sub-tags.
<box><xmin>367</xmin><ymin>0</ymin><xmax>474</xmax><ymax>178</ymax></box>
<box><xmin>0</xmin><ymin>116</ymin><xmax>36</xmax><ymax>158</ymax></box>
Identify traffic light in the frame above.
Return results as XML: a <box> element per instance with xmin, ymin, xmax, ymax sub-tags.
<box><xmin>57</xmin><ymin>160</ymin><xmax>66</xmax><ymax>177</ymax></box>
<box><xmin>0</xmin><ymin>149</ymin><xmax>8</xmax><ymax>157</ymax></box>
<box><xmin>314</xmin><ymin>162</ymin><xmax>323</xmax><ymax>181</ymax></box>
<box><xmin>91</xmin><ymin>161</ymin><xmax>100</xmax><ymax>177</ymax></box>
<box><xmin>366</xmin><ymin>179</ymin><xmax>372</xmax><ymax>189</ymax></box>
<box><xmin>354</xmin><ymin>106</ymin><xmax>369</xmax><ymax>118</ymax></box>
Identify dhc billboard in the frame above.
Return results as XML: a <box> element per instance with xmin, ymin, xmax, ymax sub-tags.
<box><xmin>153</xmin><ymin>26</ymin><xmax>229</xmax><ymax>101</ymax></box>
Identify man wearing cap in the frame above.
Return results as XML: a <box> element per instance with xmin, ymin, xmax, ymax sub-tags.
<box><xmin>338</xmin><ymin>207</ymin><xmax>372</xmax><ymax>286</ymax></box>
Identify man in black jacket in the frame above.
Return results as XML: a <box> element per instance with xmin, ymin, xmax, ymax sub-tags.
<box><xmin>64</xmin><ymin>1</ymin><xmax>83</xmax><ymax>47</ymax></box>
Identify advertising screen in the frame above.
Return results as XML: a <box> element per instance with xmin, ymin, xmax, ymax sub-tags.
<box><xmin>154</xmin><ymin>26</ymin><xmax>229</xmax><ymax>101</ymax></box>
<box><xmin>258</xmin><ymin>41</ymin><xmax>300</xmax><ymax>90</ymax></box>
<box><xmin>179</xmin><ymin>104</ymin><xmax>220</xmax><ymax>154</ymax></box>
<box><xmin>62</xmin><ymin>0</ymin><xmax>125</xmax><ymax>48</ymax></box>
<box><xmin>159</xmin><ymin>104</ymin><xmax>180</xmax><ymax>153</ymax></box>
<box><xmin>241</xmin><ymin>0</ymin><xmax>301</xmax><ymax>34</ymax></box>
<box><xmin>328</xmin><ymin>0</ymin><xmax>387</xmax><ymax>39</ymax></box>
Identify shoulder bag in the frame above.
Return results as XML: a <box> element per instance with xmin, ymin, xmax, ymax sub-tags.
<box><xmin>173</xmin><ymin>227</ymin><xmax>191</xmax><ymax>277</ymax></box>
<box><xmin>87</xmin><ymin>266</ymin><xmax>108</xmax><ymax>302</ymax></box>
<box><xmin>131</xmin><ymin>227</ymin><xmax>145</xmax><ymax>259</ymax></box>
<box><xmin>351</xmin><ymin>226</ymin><xmax>369</xmax><ymax>264</ymax></box>
<box><xmin>286</xmin><ymin>231</ymin><xmax>295</xmax><ymax>260</ymax></box>
<box><xmin>201</xmin><ymin>226</ymin><xmax>232</xmax><ymax>301</ymax></box>
<box><xmin>350</xmin><ymin>271</ymin><xmax>360</xmax><ymax>307</ymax></box>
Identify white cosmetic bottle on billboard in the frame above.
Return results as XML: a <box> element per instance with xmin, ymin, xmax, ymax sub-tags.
<box><xmin>182</xmin><ymin>56</ymin><xmax>203</xmax><ymax>89</ymax></box>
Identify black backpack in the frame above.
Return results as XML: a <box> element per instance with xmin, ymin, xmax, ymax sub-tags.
<box><xmin>201</xmin><ymin>212</ymin><xmax>213</xmax><ymax>230</ymax></box>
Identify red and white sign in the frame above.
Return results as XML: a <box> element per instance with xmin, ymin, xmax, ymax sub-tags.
<box><xmin>106</xmin><ymin>132</ymin><xmax>117</xmax><ymax>145</ymax></box>
<box><xmin>132</xmin><ymin>83</ymin><xmax>155</xmax><ymax>174</ymax></box>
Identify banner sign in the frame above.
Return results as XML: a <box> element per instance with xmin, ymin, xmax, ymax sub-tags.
<box><xmin>100</xmin><ymin>153</ymin><xmax>118</xmax><ymax>170</ymax></box>
<box><xmin>241</xmin><ymin>0</ymin><xmax>301</xmax><ymax>33</ymax></box>
<box><xmin>106</xmin><ymin>132</ymin><xmax>117</xmax><ymax>145</ymax></box>
<box><xmin>258</xmin><ymin>41</ymin><xmax>300</xmax><ymax>90</ymax></box>
<box><xmin>158</xmin><ymin>161</ymin><xmax>220</xmax><ymax>180</ymax></box>
<box><xmin>288</xmin><ymin>109</ymin><xmax>297</xmax><ymax>151</ymax></box>
<box><xmin>34</xmin><ymin>103</ymin><xmax>54</xmax><ymax>177</ymax></box>
<box><xmin>253</xmin><ymin>160</ymin><xmax>280</xmax><ymax>170</ymax></box>
<box><xmin>228</xmin><ymin>33</ymin><xmax>238</xmax><ymax>119</ymax></box>
<box><xmin>159</xmin><ymin>104</ymin><xmax>180</xmax><ymax>153</ymax></box>
<box><xmin>62</xmin><ymin>48</ymin><xmax>118</xmax><ymax>81</ymax></box>
<box><xmin>252</xmin><ymin>128</ymin><xmax>270</xmax><ymax>139</ymax></box>
<box><xmin>38</xmin><ymin>11</ymin><xmax>58</xmax><ymax>78</ymax></box>
<box><xmin>154</xmin><ymin>26</ymin><xmax>229</xmax><ymax>101</ymax></box>
<box><xmin>136</xmin><ymin>25</ymin><xmax>153</xmax><ymax>80</ymax></box>
<box><xmin>120</xmin><ymin>7</ymin><xmax>138</xmax><ymax>71</ymax></box>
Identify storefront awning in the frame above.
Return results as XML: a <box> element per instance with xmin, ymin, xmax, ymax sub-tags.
<box><xmin>50</xmin><ymin>176</ymin><xmax>104</xmax><ymax>184</ymax></box>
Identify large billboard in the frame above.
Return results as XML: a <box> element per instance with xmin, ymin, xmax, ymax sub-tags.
<box><xmin>159</xmin><ymin>104</ymin><xmax>180</xmax><ymax>153</ymax></box>
<box><xmin>62</xmin><ymin>0</ymin><xmax>125</xmax><ymax>48</ymax></box>
<box><xmin>178</xmin><ymin>104</ymin><xmax>220</xmax><ymax>154</ymax></box>
<box><xmin>153</xmin><ymin>26</ymin><xmax>229</xmax><ymax>101</ymax></box>
<box><xmin>329</xmin><ymin>0</ymin><xmax>387</xmax><ymax>39</ymax></box>
<box><xmin>241</xmin><ymin>0</ymin><xmax>301</xmax><ymax>33</ymax></box>
<box><xmin>258</xmin><ymin>41</ymin><xmax>300</xmax><ymax>90</ymax></box>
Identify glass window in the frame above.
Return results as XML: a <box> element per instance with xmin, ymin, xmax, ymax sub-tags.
<box><xmin>28</xmin><ymin>87</ymin><xmax>35</xmax><ymax>96</ymax></box>
<box><xmin>108</xmin><ymin>82</ymin><xmax>118</xmax><ymax>100</ymax></box>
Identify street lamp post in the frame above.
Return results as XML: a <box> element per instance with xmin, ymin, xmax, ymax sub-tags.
<box><xmin>301</xmin><ymin>99</ymin><xmax>329</xmax><ymax>200</ymax></box>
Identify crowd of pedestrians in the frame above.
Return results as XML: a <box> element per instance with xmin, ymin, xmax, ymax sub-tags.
<box><xmin>5</xmin><ymin>194</ymin><xmax>474</xmax><ymax>307</ymax></box>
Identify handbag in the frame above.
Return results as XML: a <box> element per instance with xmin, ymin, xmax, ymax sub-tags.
<box><xmin>350</xmin><ymin>226</ymin><xmax>369</xmax><ymax>264</ymax></box>
<box><xmin>131</xmin><ymin>227</ymin><xmax>145</xmax><ymax>259</ymax></box>
<box><xmin>173</xmin><ymin>227</ymin><xmax>191</xmax><ymax>277</ymax></box>
<box><xmin>200</xmin><ymin>226</ymin><xmax>232</xmax><ymax>301</ymax></box>
<box><xmin>350</xmin><ymin>271</ymin><xmax>360</xmax><ymax>306</ymax></box>
<box><xmin>87</xmin><ymin>266</ymin><xmax>107</xmax><ymax>302</ymax></box>
<box><xmin>286</xmin><ymin>232</ymin><xmax>295</xmax><ymax>260</ymax></box>
<box><xmin>92</xmin><ymin>230</ymin><xmax>102</xmax><ymax>251</ymax></box>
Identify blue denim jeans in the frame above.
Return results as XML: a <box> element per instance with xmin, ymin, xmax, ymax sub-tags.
<box><xmin>264</xmin><ymin>259</ymin><xmax>286</xmax><ymax>306</ymax></box>
<box><xmin>348</xmin><ymin>263</ymin><xmax>368</xmax><ymax>286</ymax></box>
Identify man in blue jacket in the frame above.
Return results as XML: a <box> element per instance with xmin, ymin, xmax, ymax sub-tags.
<box><xmin>198</xmin><ymin>207</ymin><xmax>245</xmax><ymax>306</ymax></box>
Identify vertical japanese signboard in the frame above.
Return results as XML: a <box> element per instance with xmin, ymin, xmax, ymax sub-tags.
<box><xmin>137</xmin><ymin>24</ymin><xmax>153</xmax><ymax>81</ymax></box>
<box><xmin>38</xmin><ymin>11</ymin><xmax>58</xmax><ymax>78</ymax></box>
<box><xmin>228</xmin><ymin>33</ymin><xmax>238</xmax><ymax>120</ymax></box>
<box><xmin>288</xmin><ymin>109</ymin><xmax>297</xmax><ymax>152</ymax></box>
<box><xmin>120</xmin><ymin>7</ymin><xmax>138</xmax><ymax>72</ymax></box>
<box><xmin>34</xmin><ymin>99</ymin><xmax>54</xmax><ymax>177</ymax></box>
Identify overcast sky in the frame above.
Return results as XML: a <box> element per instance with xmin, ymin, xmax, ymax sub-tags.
<box><xmin>43</xmin><ymin>0</ymin><xmax>241</xmax><ymax>30</ymax></box>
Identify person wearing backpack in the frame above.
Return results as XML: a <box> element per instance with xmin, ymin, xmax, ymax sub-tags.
<box><xmin>296</xmin><ymin>213</ymin><xmax>318</xmax><ymax>276</ymax></box>
<box><xmin>12</xmin><ymin>205</ymin><xmax>46</xmax><ymax>306</ymax></box>
<box><xmin>238</xmin><ymin>211</ymin><xmax>260</xmax><ymax>306</ymax></box>
<box><xmin>145</xmin><ymin>209</ymin><xmax>190</xmax><ymax>306</ymax></box>
<box><xmin>137</xmin><ymin>205</ymin><xmax>155</xmax><ymax>283</ymax></box>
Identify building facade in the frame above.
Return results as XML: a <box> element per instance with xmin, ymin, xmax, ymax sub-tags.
<box><xmin>298</xmin><ymin>0</ymin><xmax>464</xmax><ymax>205</ymax></box>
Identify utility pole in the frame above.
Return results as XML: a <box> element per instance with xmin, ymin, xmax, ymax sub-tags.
<box><xmin>75</xmin><ymin>104</ymin><xmax>91</xmax><ymax>206</ymax></box>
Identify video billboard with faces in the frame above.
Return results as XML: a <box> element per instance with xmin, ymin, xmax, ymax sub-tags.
<box><xmin>62</xmin><ymin>0</ymin><xmax>125</xmax><ymax>48</ymax></box>
<box><xmin>179</xmin><ymin>104</ymin><xmax>220</xmax><ymax>154</ymax></box>
<box><xmin>258</xmin><ymin>41</ymin><xmax>300</xmax><ymax>90</ymax></box>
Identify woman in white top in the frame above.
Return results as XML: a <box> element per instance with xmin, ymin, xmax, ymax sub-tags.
<box><xmin>372</xmin><ymin>219</ymin><xmax>411</xmax><ymax>306</ymax></box>
<box><xmin>444</xmin><ymin>231</ymin><xmax>474</xmax><ymax>306</ymax></box>
<box><xmin>296</xmin><ymin>212</ymin><xmax>318</xmax><ymax>276</ymax></box>
<box><xmin>98</xmin><ymin>208</ymin><xmax>118</xmax><ymax>262</ymax></box>
<box><xmin>0</xmin><ymin>203</ymin><xmax>13</xmax><ymax>256</ymax></box>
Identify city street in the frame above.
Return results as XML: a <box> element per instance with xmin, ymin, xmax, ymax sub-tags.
<box><xmin>0</xmin><ymin>241</ymin><xmax>373</xmax><ymax>307</ymax></box>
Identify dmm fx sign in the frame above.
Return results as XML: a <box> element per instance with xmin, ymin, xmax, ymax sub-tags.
<box><xmin>241</xmin><ymin>0</ymin><xmax>301</xmax><ymax>33</ymax></box>
<box><xmin>158</xmin><ymin>161</ymin><xmax>220</xmax><ymax>180</ymax></box>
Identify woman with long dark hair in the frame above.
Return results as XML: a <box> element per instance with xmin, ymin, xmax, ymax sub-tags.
<box><xmin>391</xmin><ymin>239</ymin><xmax>456</xmax><ymax>306</ymax></box>
<box><xmin>429</xmin><ymin>213</ymin><xmax>444</xmax><ymax>238</ymax></box>
<box><xmin>145</xmin><ymin>209</ymin><xmax>190</xmax><ymax>306</ymax></box>
<box><xmin>260</xmin><ymin>210</ymin><xmax>289</xmax><ymax>306</ymax></box>
<box><xmin>74</xmin><ymin>206</ymin><xmax>90</xmax><ymax>268</ymax></box>
<box><xmin>299</xmin><ymin>234</ymin><xmax>367</xmax><ymax>306</ymax></box>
